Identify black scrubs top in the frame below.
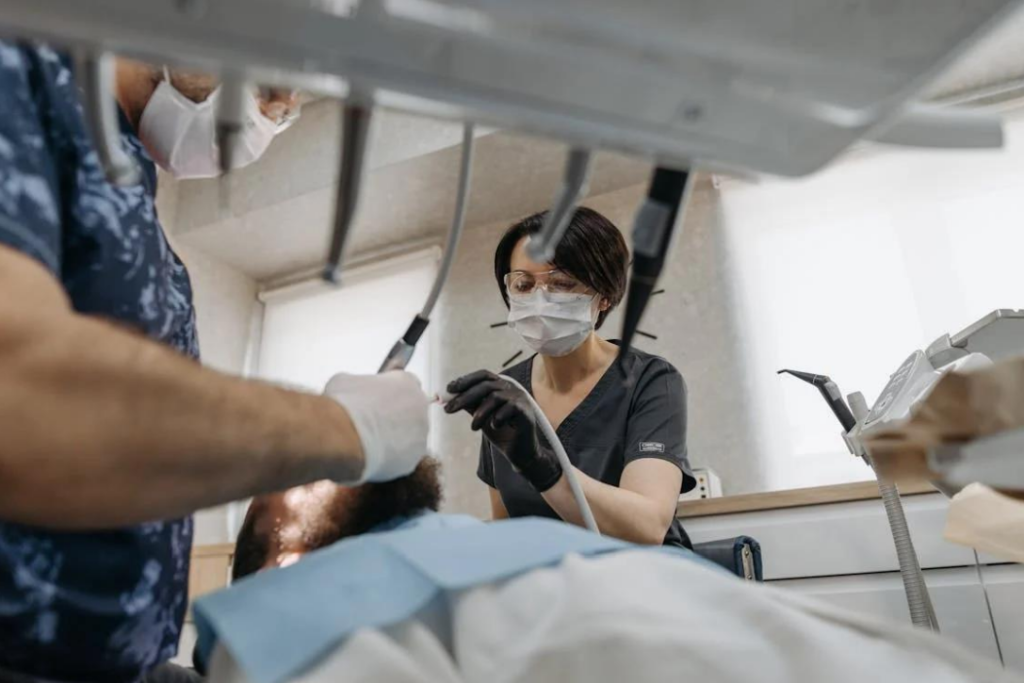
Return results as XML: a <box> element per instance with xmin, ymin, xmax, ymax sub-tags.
<box><xmin>478</xmin><ymin>345</ymin><xmax>696</xmax><ymax>548</ymax></box>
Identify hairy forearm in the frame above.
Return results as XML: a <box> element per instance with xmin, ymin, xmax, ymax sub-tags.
<box><xmin>0</xmin><ymin>255</ymin><xmax>363</xmax><ymax>528</ymax></box>
<box><xmin>541</xmin><ymin>470</ymin><xmax>674</xmax><ymax>545</ymax></box>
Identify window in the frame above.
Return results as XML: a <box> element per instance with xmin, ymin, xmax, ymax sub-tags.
<box><xmin>255</xmin><ymin>249</ymin><xmax>439</xmax><ymax>393</ymax></box>
<box><xmin>719</xmin><ymin>115</ymin><xmax>1024</xmax><ymax>491</ymax></box>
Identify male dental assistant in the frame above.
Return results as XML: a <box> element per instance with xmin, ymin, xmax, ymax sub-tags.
<box><xmin>0</xmin><ymin>43</ymin><xmax>430</xmax><ymax>682</ymax></box>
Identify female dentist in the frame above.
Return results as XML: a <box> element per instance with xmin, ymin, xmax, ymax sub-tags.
<box><xmin>445</xmin><ymin>208</ymin><xmax>696</xmax><ymax>547</ymax></box>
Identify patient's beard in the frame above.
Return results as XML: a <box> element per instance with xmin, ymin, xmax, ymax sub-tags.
<box><xmin>233</xmin><ymin>458</ymin><xmax>443</xmax><ymax>581</ymax></box>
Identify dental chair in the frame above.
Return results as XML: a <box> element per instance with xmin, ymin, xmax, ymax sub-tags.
<box><xmin>692</xmin><ymin>536</ymin><xmax>763</xmax><ymax>582</ymax></box>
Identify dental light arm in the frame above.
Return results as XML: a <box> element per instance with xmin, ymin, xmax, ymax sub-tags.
<box><xmin>73</xmin><ymin>50</ymin><xmax>140</xmax><ymax>187</ymax></box>
<box><xmin>526</xmin><ymin>149</ymin><xmax>593</xmax><ymax>263</ymax></box>
<box><xmin>379</xmin><ymin>124</ymin><xmax>475</xmax><ymax>373</ymax></box>
<box><xmin>617</xmin><ymin>167</ymin><xmax>691</xmax><ymax>373</ymax></box>
<box><xmin>323</xmin><ymin>103</ymin><xmax>373</xmax><ymax>284</ymax></box>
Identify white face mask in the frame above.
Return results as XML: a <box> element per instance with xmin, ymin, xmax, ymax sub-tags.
<box><xmin>508</xmin><ymin>290</ymin><xmax>598</xmax><ymax>357</ymax></box>
<box><xmin>138</xmin><ymin>69</ymin><xmax>292</xmax><ymax>180</ymax></box>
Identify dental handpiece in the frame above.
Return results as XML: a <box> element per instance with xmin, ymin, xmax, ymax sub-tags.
<box><xmin>617</xmin><ymin>167</ymin><xmax>691</xmax><ymax>375</ymax></box>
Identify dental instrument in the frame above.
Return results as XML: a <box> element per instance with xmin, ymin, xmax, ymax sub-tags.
<box><xmin>323</xmin><ymin>103</ymin><xmax>373</xmax><ymax>285</ymax></box>
<box><xmin>526</xmin><ymin>149</ymin><xmax>593</xmax><ymax>263</ymax></box>
<box><xmin>72</xmin><ymin>50</ymin><xmax>140</xmax><ymax>186</ymax></box>
<box><xmin>617</xmin><ymin>168</ymin><xmax>691</xmax><ymax>375</ymax></box>
<box><xmin>378</xmin><ymin>123</ymin><xmax>475</xmax><ymax>373</ymax></box>
<box><xmin>780</xmin><ymin>369</ymin><xmax>939</xmax><ymax>631</ymax></box>
<box><xmin>5</xmin><ymin>0</ymin><xmax>1015</xmax><ymax>178</ymax></box>
<box><xmin>216</xmin><ymin>71</ymin><xmax>249</xmax><ymax>176</ymax></box>
<box><xmin>776</xmin><ymin>370</ymin><xmax>858</xmax><ymax>433</ymax></box>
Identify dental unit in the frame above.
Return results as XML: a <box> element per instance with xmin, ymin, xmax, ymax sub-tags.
<box><xmin>3</xmin><ymin>0</ymin><xmax>1023</xmax><ymax>565</ymax></box>
<box><xmin>781</xmin><ymin>309</ymin><xmax>1024</xmax><ymax>631</ymax></box>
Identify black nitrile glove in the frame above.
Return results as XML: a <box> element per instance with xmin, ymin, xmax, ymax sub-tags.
<box><xmin>445</xmin><ymin>370</ymin><xmax>563</xmax><ymax>492</ymax></box>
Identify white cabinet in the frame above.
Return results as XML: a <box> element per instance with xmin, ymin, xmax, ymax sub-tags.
<box><xmin>981</xmin><ymin>564</ymin><xmax>1024</xmax><ymax>672</ymax></box>
<box><xmin>776</xmin><ymin>568</ymin><xmax>1001</xmax><ymax>663</ymax></box>
<box><xmin>683</xmin><ymin>494</ymin><xmax>973</xmax><ymax>580</ymax></box>
<box><xmin>680</xmin><ymin>493</ymin><xmax>1019</xmax><ymax>670</ymax></box>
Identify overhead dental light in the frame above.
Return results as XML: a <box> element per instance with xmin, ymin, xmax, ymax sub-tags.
<box><xmin>4</xmin><ymin>0</ymin><xmax>1017</xmax><ymax>177</ymax></box>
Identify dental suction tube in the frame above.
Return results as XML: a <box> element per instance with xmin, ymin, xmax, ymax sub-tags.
<box><xmin>776</xmin><ymin>369</ymin><xmax>856</xmax><ymax>432</ymax></box>
<box><xmin>379</xmin><ymin>124</ymin><xmax>475</xmax><ymax>373</ymax></box>
<box><xmin>617</xmin><ymin>167</ymin><xmax>691</xmax><ymax>373</ymax></box>
<box><xmin>73</xmin><ymin>50</ymin><xmax>140</xmax><ymax>187</ymax></box>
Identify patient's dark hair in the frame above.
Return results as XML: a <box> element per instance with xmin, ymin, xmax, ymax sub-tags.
<box><xmin>494</xmin><ymin>206</ymin><xmax>629</xmax><ymax>329</ymax></box>
<box><xmin>231</xmin><ymin>458</ymin><xmax>443</xmax><ymax>582</ymax></box>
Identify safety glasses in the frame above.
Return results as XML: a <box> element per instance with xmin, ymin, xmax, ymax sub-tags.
<box><xmin>504</xmin><ymin>269</ymin><xmax>590</xmax><ymax>297</ymax></box>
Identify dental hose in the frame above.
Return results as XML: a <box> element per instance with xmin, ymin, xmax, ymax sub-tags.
<box><xmin>439</xmin><ymin>376</ymin><xmax>601</xmax><ymax>535</ymax></box>
<box><xmin>879</xmin><ymin>479</ymin><xmax>940</xmax><ymax>630</ymax></box>
<box><xmin>498</xmin><ymin>376</ymin><xmax>601</xmax><ymax>535</ymax></box>
<box><xmin>379</xmin><ymin>124</ymin><xmax>475</xmax><ymax>373</ymax></box>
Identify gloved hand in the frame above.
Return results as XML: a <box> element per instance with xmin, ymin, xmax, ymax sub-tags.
<box><xmin>444</xmin><ymin>370</ymin><xmax>563</xmax><ymax>492</ymax></box>
<box><xmin>324</xmin><ymin>371</ymin><xmax>429</xmax><ymax>483</ymax></box>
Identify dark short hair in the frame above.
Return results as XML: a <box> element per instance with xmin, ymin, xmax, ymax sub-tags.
<box><xmin>231</xmin><ymin>458</ymin><xmax>444</xmax><ymax>582</ymax></box>
<box><xmin>494</xmin><ymin>207</ymin><xmax>629</xmax><ymax>329</ymax></box>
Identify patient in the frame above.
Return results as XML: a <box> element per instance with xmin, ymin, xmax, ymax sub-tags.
<box><xmin>232</xmin><ymin>457</ymin><xmax>444</xmax><ymax>580</ymax></box>
<box><xmin>197</xmin><ymin>462</ymin><xmax>1020</xmax><ymax>683</ymax></box>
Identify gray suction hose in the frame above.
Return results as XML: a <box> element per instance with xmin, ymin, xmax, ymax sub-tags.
<box><xmin>878</xmin><ymin>480</ymin><xmax>940</xmax><ymax>630</ymax></box>
<box><xmin>420</xmin><ymin>124</ymin><xmax>474</xmax><ymax>319</ymax></box>
<box><xmin>447</xmin><ymin>374</ymin><xmax>598</xmax><ymax>535</ymax></box>
<box><xmin>848</xmin><ymin>393</ymin><xmax>939</xmax><ymax>631</ymax></box>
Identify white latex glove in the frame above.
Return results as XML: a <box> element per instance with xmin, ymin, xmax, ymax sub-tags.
<box><xmin>323</xmin><ymin>371</ymin><xmax>430</xmax><ymax>483</ymax></box>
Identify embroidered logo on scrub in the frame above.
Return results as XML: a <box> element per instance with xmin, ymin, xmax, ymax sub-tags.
<box><xmin>639</xmin><ymin>442</ymin><xmax>665</xmax><ymax>453</ymax></box>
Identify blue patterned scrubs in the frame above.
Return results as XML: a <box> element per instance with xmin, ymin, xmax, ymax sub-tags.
<box><xmin>0</xmin><ymin>43</ymin><xmax>198</xmax><ymax>682</ymax></box>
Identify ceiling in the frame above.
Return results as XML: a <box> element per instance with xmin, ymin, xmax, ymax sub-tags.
<box><xmin>173</xmin><ymin>123</ymin><xmax>650</xmax><ymax>281</ymax></box>
<box><xmin>170</xmin><ymin>6</ymin><xmax>1024</xmax><ymax>281</ymax></box>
